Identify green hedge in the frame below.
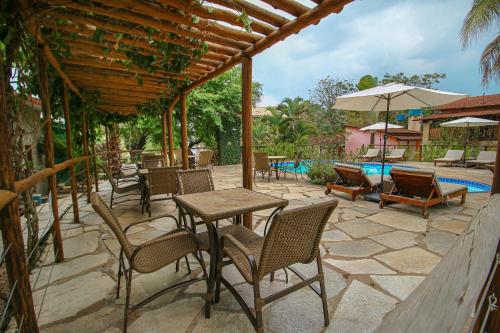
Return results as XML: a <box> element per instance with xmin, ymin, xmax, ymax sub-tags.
<box><xmin>217</xmin><ymin>117</ymin><xmax>241</xmax><ymax>165</ymax></box>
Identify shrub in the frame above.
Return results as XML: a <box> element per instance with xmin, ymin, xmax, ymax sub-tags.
<box><xmin>305</xmin><ymin>159</ymin><xmax>337</xmax><ymax>185</ymax></box>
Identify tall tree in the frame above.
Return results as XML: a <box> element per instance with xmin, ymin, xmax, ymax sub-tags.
<box><xmin>460</xmin><ymin>0</ymin><xmax>499</xmax><ymax>85</ymax></box>
<box><xmin>309</xmin><ymin>77</ymin><xmax>357</xmax><ymax>134</ymax></box>
<box><xmin>381</xmin><ymin>72</ymin><xmax>446</xmax><ymax>88</ymax></box>
<box><xmin>356</xmin><ymin>75</ymin><xmax>378</xmax><ymax>91</ymax></box>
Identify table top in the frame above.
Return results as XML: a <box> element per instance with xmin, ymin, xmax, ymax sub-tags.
<box><xmin>173</xmin><ymin>188</ymin><xmax>288</xmax><ymax>221</ymax></box>
<box><xmin>267</xmin><ymin>155</ymin><xmax>287</xmax><ymax>160</ymax></box>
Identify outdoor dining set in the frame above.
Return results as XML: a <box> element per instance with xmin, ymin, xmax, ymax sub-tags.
<box><xmin>92</xmin><ymin>151</ymin><xmax>338</xmax><ymax>332</ymax></box>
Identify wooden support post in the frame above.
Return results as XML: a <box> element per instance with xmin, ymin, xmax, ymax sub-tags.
<box><xmin>82</xmin><ymin>110</ymin><xmax>92</xmax><ymax>202</ymax></box>
<box><xmin>242</xmin><ymin>56</ymin><xmax>253</xmax><ymax>229</ymax></box>
<box><xmin>0</xmin><ymin>46</ymin><xmax>39</xmax><ymax>333</ymax></box>
<box><xmin>62</xmin><ymin>82</ymin><xmax>80</xmax><ymax>223</ymax></box>
<box><xmin>161</xmin><ymin>110</ymin><xmax>168</xmax><ymax>164</ymax></box>
<box><xmin>180</xmin><ymin>91</ymin><xmax>189</xmax><ymax>170</ymax></box>
<box><xmin>91</xmin><ymin>142</ymin><xmax>99</xmax><ymax>192</ymax></box>
<box><xmin>38</xmin><ymin>46</ymin><xmax>64</xmax><ymax>262</ymax></box>
<box><xmin>168</xmin><ymin>101</ymin><xmax>176</xmax><ymax>166</ymax></box>
<box><xmin>105</xmin><ymin>126</ymin><xmax>111</xmax><ymax>173</ymax></box>
<box><xmin>491</xmin><ymin>125</ymin><xmax>500</xmax><ymax>195</ymax></box>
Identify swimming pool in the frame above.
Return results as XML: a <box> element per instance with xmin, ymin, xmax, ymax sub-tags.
<box><xmin>279</xmin><ymin>161</ymin><xmax>491</xmax><ymax>193</ymax></box>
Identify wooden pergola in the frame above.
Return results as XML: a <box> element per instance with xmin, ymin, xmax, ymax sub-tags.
<box><xmin>2</xmin><ymin>1</ymin><xmax>357</xmax><ymax>331</ymax></box>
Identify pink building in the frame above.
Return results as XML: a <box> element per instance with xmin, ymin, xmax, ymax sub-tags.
<box><xmin>344</xmin><ymin>125</ymin><xmax>422</xmax><ymax>155</ymax></box>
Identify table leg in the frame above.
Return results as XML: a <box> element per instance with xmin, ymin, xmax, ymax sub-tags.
<box><xmin>204</xmin><ymin>222</ymin><xmax>219</xmax><ymax>318</ymax></box>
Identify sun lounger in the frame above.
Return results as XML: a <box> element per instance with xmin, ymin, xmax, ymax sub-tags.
<box><xmin>325</xmin><ymin>163</ymin><xmax>381</xmax><ymax>201</ymax></box>
<box><xmin>361</xmin><ymin>148</ymin><xmax>380</xmax><ymax>161</ymax></box>
<box><xmin>380</xmin><ymin>167</ymin><xmax>467</xmax><ymax>218</ymax></box>
<box><xmin>434</xmin><ymin>150</ymin><xmax>464</xmax><ymax>166</ymax></box>
<box><xmin>466</xmin><ymin>151</ymin><xmax>496</xmax><ymax>168</ymax></box>
<box><xmin>384</xmin><ymin>148</ymin><xmax>406</xmax><ymax>162</ymax></box>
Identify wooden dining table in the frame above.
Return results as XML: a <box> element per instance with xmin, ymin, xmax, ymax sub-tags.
<box><xmin>173</xmin><ymin>188</ymin><xmax>288</xmax><ymax>318</ymax></box>
<box><xmin>267</xmin><ymin>155</ymin><xmax>288</xmax><ymax>180</ymax></box>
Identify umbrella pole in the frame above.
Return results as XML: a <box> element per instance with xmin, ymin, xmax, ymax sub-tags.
<box><xmin>380</xmin><ymin>96</ymin><xmax>390</xmax><ymax>188</ymax></box>
<box><xmin>464</xmin><ymin>123</ymin><xmax>469</xmax><ymax>165</ymax></box>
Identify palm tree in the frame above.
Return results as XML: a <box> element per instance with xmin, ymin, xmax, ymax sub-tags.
<box><xmin>460</xmin><ymin>0</ymin><xmax>499</xmax><ymax>85</ymax></box>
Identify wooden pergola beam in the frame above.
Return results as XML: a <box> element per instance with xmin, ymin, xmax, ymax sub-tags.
<box><xmin>187</xmin><ymin>0</ymin><xmax>350</xmax><ymax>92</ymax></box>
<box><xmin>209</xmin><ymin>0</ymin><xmax>290</xmax><ymax>27</ymax></box>
<box><xmin>157</xmin><ymin>0</ymin><xmax>277</xmax><ymax>35</ymax></box>
<box><xmin>261</xmin><ymin>0</ymin><xmax>310</xmax><ymax>17</ymax></box>
<box><xmin>167</xmin><ymin>98</ymin><xmax>178</xmax><ymax>166</ymax></box>
<box><xmin>180</xmin><ymin>91</ymin><xmax>189</xmax><ymax>170</ymax></box>
<box><xmin>241</xmin><ymin>56</ymin><xmax>253</xmax><ymax>228</ymax></box>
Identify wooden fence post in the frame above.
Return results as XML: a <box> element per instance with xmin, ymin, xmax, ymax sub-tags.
<box><xmin>180</xmin><ymin>91</ymin><xmax>189</xmax><ymax>170</ymax></box>
<box><xmin>491</xmin><ymin>125</ymin><xmax>500</xmax><ymax>195</ymax></box>
<box><xmin>105</xmin><ymin>126</ymin><xmax>111</xmax><ymax>173</ymax></box>
<box><xmin>242</xmin><ymin>56</ymin><xmax>253</xmax><ymax>229</ymax></box>
<box><xmin>0</xmin><ymin>44</ymin><xmax>39</xmax><ymax>333</ymax></box>
<box><xmin>38</xmin><ymin>45</ymin><xmax>64</xmax><ymax>262</ymax></box>
<box><xmin>91</xmin><ymin>142</ymin><xmax>99</xmax><ymax>192</ymax></box>
<box><xmin>82</xmin><ymin>111</ymin><xmax>92</xmax><ymax>202</ymax></box>
<box><xmin>62</xmin><ymin>82</ymin><xmax>80</xmax><ymax>223</ymax></box>
<box><xmin>161</xmin><ymin>110</ymin><xmax>168</xmax><ymax>163</ymax></box>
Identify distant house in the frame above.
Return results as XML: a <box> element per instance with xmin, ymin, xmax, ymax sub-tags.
<box><xmin>421</xmin><ymin>94</ymin><xmax>500</xmax><ymax>143</ymax></box>
<box><xmin>252</xmin><ymin>106</ymin><xmax>272</xmax><ymax>118</ymax></box>
<box><xmin>344</xmin><ymin>125</ymin><xmax>422</xmax><ymax>155</ymax></box>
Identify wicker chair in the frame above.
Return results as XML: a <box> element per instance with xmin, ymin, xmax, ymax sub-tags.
<box><xmin>217</xmin><ymin>200</ymin><xmax>338</xmax><ymax>332</ymax></box>
<box><xmin>100</xmin><ymin>165</ymin><xmax>141</xmax><ymax>209</ymax></box>
<box><xmin>90</xmin><ymin>193</ymin><xmax>207</xmax><ymax>333</ymax></box>
<box><xmin>143</xmin><ymin>166</ymin><xmax>178</xmax><ymax>216</ymax></box>
<box><xmin>174</xmin><ymin>148</ymin><xmax>183</xmax><ymax>166</ymax></box>
<box><xmin>253</xmin><ymin>151</ymin><xmax>274</xmax><ymax>182</ymax></box>
<box><xmin>142</xmin><ymin>156</ymin><xmax>165</xmax><ymax>169</ymax></box>
<box><xmin>281</xmin><ymin>151</ymin><xmax>303</xmax><ymax>180</ymax></box>
<box><xmin>197</xmin><ymin>150</ymin><xmax>213</xmax><ymax>170</ymax></box>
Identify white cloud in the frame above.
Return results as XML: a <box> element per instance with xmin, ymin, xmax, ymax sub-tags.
<box><xmin>257</xmin><ymin>95</ymin><xmax>280</xmax><ymax>107</ymax></box>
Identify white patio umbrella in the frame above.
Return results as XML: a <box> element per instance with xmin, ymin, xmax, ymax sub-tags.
<box><xmin>440</xmin><ymin>117</ymin><xmax>499</xmax><ymax>163</ymax></box>
<box><xmin>334</xmin><ymin>83</ymin><xmax>466</xmax><ymax>188</ymax></box>
<box><xmin>360</xmin><ymin>122</ymin><xmax>403</xmax><ymax>146</ymax></box>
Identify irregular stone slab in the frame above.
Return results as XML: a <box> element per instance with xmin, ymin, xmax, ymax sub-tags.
<box><xmin>267</xmin><ymin>288</ymin><xmax>327</xmax><ymax>333</ymax></box>
<box><xmin>34</xmin><ymin>272</ymin><xmax>115</xmax><ymax>326</ymax></box>
<box><xmin>282</xmin><ymin>192</ymin><xmax>306</xmax><ymax>200</ymax></box>
<box><xmin>423</xmin><ymin>230</ymin><xmax>458</xmax><ymax>255</ymax></box>
<box><xmin>81</xmin><ymin>212</ymin><xmax>105</xmax><ymax>225</ymax></box>
<box><xmin>369</xmin><ymin>231</ymin><xmax>418</xmax><ymax>250</ymax></box>
<box><xmin>192</xmin><ymin>311</ymin><xmax>254</xmax><ymax>333</ymax></box>
<box><xmin>367</xmin><ymin>211</ymin><xmax>427</xmax><ymax>232</ymax></box>
<box><xmin>324</xmin><ymin>259</ymin><xmax>395</xmax><ymax>275</ymax></box>
<box><xmin>322</xmin><ymin>229</ymin><xmax>352</xmax><ymax>242</ymax></box>
<box><xmin>32</xmin><ymin>253</ymin><xmax>110</xmax><ymax>290</ymax></box>
<box><xmin>340</xmin><ymin>208</ymin><xmax>368</xmax><ymax>221</ymax></box>
<box><xmin>431</xmin><ymin>219</ymin><xmax>467</xmax><ymax>235</ymax></box>
<box><xmin>326</xmin><ymin>239</ymin><xmax>386</xmax><ymax>257</ymax></box>
<box><xmin>291</xmin><ymin>262</ymin><xmax>347</xmax><ymax>299</ymax></box>
<box><xmin>63</xmin><ymin>231</ymin><xmax>100</xmax><ymax>258</ymax></box>
<box><xmin>370</xmin><ymin>275</ymin><xmax>425</xmax><ymax>301</ymax></box>
<box><xmin>328</xmin><ymin>280</ymin><xmax>397</xmax><ymax>333</ymax></box>
<box><xmin>336</xmin><ymin>219</ymin><xmax>393</xmax><ymax>238</ymax></box>
<box><xmin>375</xmin><ymin>248</ymin><xmax>441</xmax><ymax>274</ymax></box>
<box><xmin>42</xmin><ymin>306</ymin><xmax>121</xmax><ymax>333</ymax></box>
<box><xmin>128</xmin><ymin>297</ymin><xmax>204</xmax><ymax>333</ymax></box>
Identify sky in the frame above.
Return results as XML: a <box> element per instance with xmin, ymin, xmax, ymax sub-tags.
<box><xmin>252</xmin><ymin>0</ymin><xmax>500</xmax><ymax>107</ymax></box>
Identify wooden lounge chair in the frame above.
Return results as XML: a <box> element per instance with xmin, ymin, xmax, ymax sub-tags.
<box><xmin>380</xmin><ymin>167</ymin><xmax>467</xmax><ymax>218</ymax></box>
<box><xmin>91</xmin><ymin>193</ymin><xmax>207</xmax><ymax>333</ymax></box>
<box><xmin>325</xmin><ymin>163</ymin><xmax>381</xmax><ymax>201</ymax></box>
<box><xmin>384</xmin><ymin>148</ymin><xmax>406</xmax><ymax>162</ymax></box>
<box><xmin>361</xmin><ymin>148</ymin><xmax>380</xmax><ymax>161</ymax></box>
<box><xmin>253</xmin><ymin>151</ymin><xmax>276</xmax><ymax>182</ymax></box>
<box><xmin>434</xmin><ymin>150</ymin><xmax>464</xmax><ymax>166</ymax></box>
<box><xmin>142</xmin><ymin>166</ymin><xmax>178</xmax><ymax>216</ymax></box>
<box><xmin>217</xmin><ymin>200</ymin><xmax>338</xmax><ymax>333</ymax></box>
<box><xmin>466</xmin><ymin>151</ymin><xmax>497</xmax><ymax>168</ymax></box>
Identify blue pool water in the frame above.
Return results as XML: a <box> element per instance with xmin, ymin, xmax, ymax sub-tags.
<box><xmin>279</xmin><ymin>161</ymin><xmax>491</xmax><ymax>193</ymax></box>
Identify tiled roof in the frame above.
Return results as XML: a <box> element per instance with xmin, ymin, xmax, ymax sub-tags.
<box><xmin>434</xmin><ymin>94</ymin><xmax>500</xmax><ymax>111</ymax></box>
<box><xmin>421</xmin><ymin>109</ymin><xmax>500</xmax><ymax>121</ymax></box>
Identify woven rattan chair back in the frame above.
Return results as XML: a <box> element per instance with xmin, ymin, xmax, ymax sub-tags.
<box><xmin>176</xmin><ymin>169</ymin><xmax>214</xmax><ymax>195</ymax></box>
<box><xmin>258</xmin><ymin>200</ymin><xmax>337</xmax><ymax>279</ymax></box>
<box><xmin>293</xmin><ymin>151</ymin><xmax>303</xmax><ymax>168</ymax></box>
<box><xmin>141</xmin><ymin>153</ymin><xmax>157</xmax><ymax>163</ymax></box>
<box><xmin>91</xmin><ymin>193</ymin><xmax>134</xmax><ymax>257</ymax></box>
<box><xmin>197</xmin><ymin>150</ymin><xmax>213</xmax><ymax>168</ymax></box>
<box><xmin>100</xmin><ymin>165</ymin><xmax>118</xmax><ymax>189</ymax></box>
<box><xmin>148</xmin><ymin>167</ymin><xmax>178</xmax><ymax>196</ymax></box>
<box><xmin>143</xmin><ymin>158</ymin><xmax>165</xmax><ymax>169</ymax></box>
<box><xmin>253</xmin><ymin>151</ymin><xmax>270</xmax><ymax>171</ymax></box>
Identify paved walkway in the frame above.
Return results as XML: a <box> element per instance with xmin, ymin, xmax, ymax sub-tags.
<box><xmin>27</xmin><ymin>163</ymin><xmax>492</xmax><ymax>332</ymax></box>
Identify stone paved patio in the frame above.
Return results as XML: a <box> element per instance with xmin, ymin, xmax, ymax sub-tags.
<box><xmin>26</xmin><ymin>163</ymin><xmax>492</xmax><ymax>332</ymax></box>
